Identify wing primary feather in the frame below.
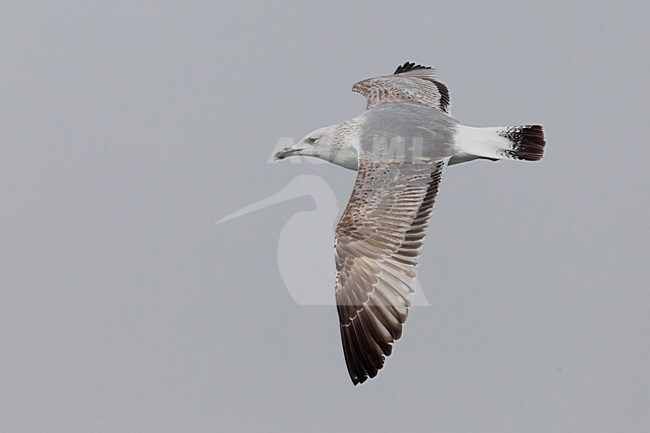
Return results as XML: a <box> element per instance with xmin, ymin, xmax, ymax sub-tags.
<box><xmin>394</xmin><ymin>61</ymin><xmax>432</xmax><ymax>74</ymax></box>
<box><xmin>340</xmin><ymin>327</ymin><xmax>364</xmax><ymax>384</ymax></box>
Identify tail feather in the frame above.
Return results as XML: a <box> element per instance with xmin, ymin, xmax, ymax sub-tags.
<box><xmin>455</xmin><ymin>124</ymin><xmax>546</xmax><ymax>162</ymax></box>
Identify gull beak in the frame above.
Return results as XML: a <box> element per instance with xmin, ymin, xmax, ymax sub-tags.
<box><xmin>274</xmin><ymin>146</ymin><xmax>304</xmax><ymax>160</ymax></box>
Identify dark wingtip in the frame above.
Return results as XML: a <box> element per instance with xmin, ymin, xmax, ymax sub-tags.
<box><xmin>393</xmin><ymin>61</ymin><xmax>432</xmax><ymax>74</ymax></box>
<box><xmin>432</xmin><ymin>80</ymin><xmax>450</xmax><ymax>112</ymax></box>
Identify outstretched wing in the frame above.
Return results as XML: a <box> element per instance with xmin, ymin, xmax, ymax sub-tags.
<box><xmin>352</xmin><ymin>61</ymin><xmax>451</xmax><ymax>113</ymax></box>
<box><xmin>335</xmin><ymin>153</ymin><xmax>448</xmax><ymax>385</ymax></box>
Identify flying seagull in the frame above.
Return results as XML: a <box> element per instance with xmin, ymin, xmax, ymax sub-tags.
<box><xmin>274</xmin><ymin>62</ymin><xmax>546</xmax><ymax>385</ymax></box>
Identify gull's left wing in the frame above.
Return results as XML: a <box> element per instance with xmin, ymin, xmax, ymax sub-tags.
<box><xmin>334</xmin><ymin>153</ymin><xmax>449</xmax><ymax>384</ymax></box>
<box><xmin>352</xmin><ymin>62</ymin><xmax>451</xmax><ymax>113</ymax></box>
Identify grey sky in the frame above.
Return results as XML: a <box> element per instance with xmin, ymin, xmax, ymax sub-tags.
<box><xmin>1</xmin><ymin>1</ymin><xmax>648</xmax><ymax>432</ymax></box>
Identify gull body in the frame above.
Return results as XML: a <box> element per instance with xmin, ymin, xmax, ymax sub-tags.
<box><xmin>274</xmin><ymin>62</ymin><xmax>546</xmax><ymax>385</ymax></box>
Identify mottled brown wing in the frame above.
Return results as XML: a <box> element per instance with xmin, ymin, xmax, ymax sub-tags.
<box><xmin>335</xmin><ymin>153</ymin><xmax>448</xmax><ymax>385</ymax></box>
<box><xmin>352</xmin><ymin>62</ymin><xmax>451</xmax><ymax>113</ymax></box>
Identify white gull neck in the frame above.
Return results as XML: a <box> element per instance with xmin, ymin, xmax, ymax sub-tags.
<box><xmin>326</xmin><ymin>117</ymin><xmax>362</xmax><ymax>170</ymax></box>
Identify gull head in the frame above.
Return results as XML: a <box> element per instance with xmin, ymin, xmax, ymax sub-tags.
<box><xmin>274</xmin><ymin>121</ymin><xmax>360</xmax><ymax>170</ymax></box>
<box><xmin>274</xmin><ymin>125</ymin><xmax>336</xmax><ymax>161</ymax></box>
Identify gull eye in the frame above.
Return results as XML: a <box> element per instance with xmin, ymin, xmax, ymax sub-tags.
<box><xmin>307</xmin><ymin>137</ymin><xmax>317</xmax><ymax>144</ymax></box>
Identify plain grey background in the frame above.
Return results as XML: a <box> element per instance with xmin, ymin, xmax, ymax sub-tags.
<box><xmin>1</xmin><ymin>1</ymin><xmax>648</xmax><ymax>432</ymax></box>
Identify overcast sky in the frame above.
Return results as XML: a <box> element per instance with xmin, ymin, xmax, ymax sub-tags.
<box><xmin>1</xmin><ymin>1</ymin><xmax>648</xmax><ymax>432</ymax></box>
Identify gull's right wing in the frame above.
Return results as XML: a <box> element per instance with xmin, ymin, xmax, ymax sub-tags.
<box><xmin>352</xmin><ymin>62</ymin><xmax>451</xmax><ymax>113</ymax></box>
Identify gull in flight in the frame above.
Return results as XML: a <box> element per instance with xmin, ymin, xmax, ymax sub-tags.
<box><xmin>274</xmin><ymin>62</ymin><xmax>546</xmax><ymax>385</ymax></box>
